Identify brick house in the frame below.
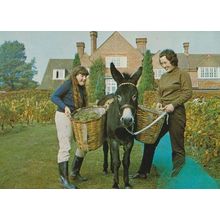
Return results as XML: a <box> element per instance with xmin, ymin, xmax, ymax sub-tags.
<box><xmin>76</xmin><ymin>31</ymin><xmax>145</xmax><ymax>94</ymax></box>
<box><xmin>39</xmin><ymin>31</ymin><xmax>220</xmax><ymax>91</ymax></box>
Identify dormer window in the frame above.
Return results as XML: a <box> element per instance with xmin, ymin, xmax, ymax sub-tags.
<box><xmin>53</xmin><ymin>69</ymin><xmax>66</xmax><ymax>80</ymax></box>
<box><xmin>105</xmin><ymin>56</ymin><xmax>127</xmax><ymax>68</ymax></box>
<box><xmin>198</xmin><ymin>67</ymin><xmax>220</xmax><ymax>79</ymax></box>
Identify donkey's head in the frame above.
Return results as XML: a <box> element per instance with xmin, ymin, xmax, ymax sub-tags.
<box><xmin>110</xmin><ymin>62</ymin><xmax>142</xmax><ymax>128</ymax></box>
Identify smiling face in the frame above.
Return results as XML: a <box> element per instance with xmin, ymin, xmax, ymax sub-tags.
<box><xmin>76</xmin><ymin>73</ymin><xmax>88</xmax><ymax>86</ymax></box>
<box><xmin>159</xmin><ymin>56</ymin><xmax>175</xmax><ymax>72</ymax></box>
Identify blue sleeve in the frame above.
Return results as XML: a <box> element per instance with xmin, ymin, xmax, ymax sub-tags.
<box><xmin>51</xmin><ymin>80</ymin><xmax>71</xmax><ymax>110</ymax></box>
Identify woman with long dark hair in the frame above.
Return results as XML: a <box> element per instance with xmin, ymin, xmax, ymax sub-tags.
<box><xmin>51</xmin><ymin>66</ymin><xmax>89</xmax><ymax>189</ymax></box>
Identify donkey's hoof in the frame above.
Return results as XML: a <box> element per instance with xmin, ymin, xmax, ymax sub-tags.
<box><xmin>112</xmin><ymin>183</ymin><xmax>120</xmax><ymax>189</ymax></box>
<box><xmin>125</xmin><ymin>184</ymin><xmax>132</xmax><ymax>189</ymax></box>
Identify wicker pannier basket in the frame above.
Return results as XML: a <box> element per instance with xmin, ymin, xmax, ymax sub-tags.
<box><xmin>135</xmin><ymin>105</ymin><xmax>165</xmax><ymax>144</ymax></box>
<box><xmin>71</xmin><ymin>106</ymin><xmax>106</xmax><ymax>152</ymax></box>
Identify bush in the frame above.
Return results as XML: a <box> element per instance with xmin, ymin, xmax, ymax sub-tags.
<box><xmin>88</xmin><ymin>58</ymin><xmax>105</xmax><ymax>103</ymax></box>
<box><xmin>0</xmin><ymin>90</ymin><xmax>56</xmax><ymax>130</ymax></box>
<box><xmin>143</xmin><ymin>90</ymin><xmax>220</xmax><ymax>168</ymax></box>
<box><xmin>185</xmin><ymin>97</ymin><xmax>220</xmax><ymax>165</ymax></box>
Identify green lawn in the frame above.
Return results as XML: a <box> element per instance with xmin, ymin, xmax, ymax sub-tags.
<box><xmin>0</xmin><ymin>123</ymin><xmax>158</xmax><ymax>189</ymax></box>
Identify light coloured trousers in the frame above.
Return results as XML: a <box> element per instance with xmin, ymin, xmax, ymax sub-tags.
<box><xmin>55</xmin><ymin>111</ymin><xmax>86</xmax><ymax>163</ymax></box>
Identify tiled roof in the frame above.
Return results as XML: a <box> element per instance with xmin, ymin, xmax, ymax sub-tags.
<box><xmin>38</xmin><ymin>59</ymin><xmax>73</xmax><ymax>90</ymax></box>
<box><xmin>197</xmin><ymin>54</ymin><xmax>220</xmax><ymax>67</ymax></box>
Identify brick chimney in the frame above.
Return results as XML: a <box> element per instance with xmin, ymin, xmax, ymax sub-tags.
<box><xmin>90</xmin><ymin>31</ymin><xmax>98</xmax><ymax>54</ymax></box>
<box><xmin>136</xmin><ymin>38</ymin><xmax>147</xmax><ymax>54</ymax></box>
<box><xmin>183</xmin><ymin>42</ymin><xmax>189</xmax><ymax>55</ymax></box>
<box><xmin>76</xmin><ymin>42</ymin><xmax>85</xmax><ymax>58</ymax></box>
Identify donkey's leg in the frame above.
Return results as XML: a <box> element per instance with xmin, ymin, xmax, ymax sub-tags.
<box><xmin>110</xmin><ymin>147</ymin><xmax>114</xmax><ymax>173</ymax></box>
<box><xmin>103</xmin><ymin>140</ymin><xmax>109</xmax><ymax>174</ymax></box>
<box><xmin>110</xmin><ymin>139</ymin><xmax>120</xmax><ymax>189</ymax></box>
<box><xmin>123</xmin><ymin>143</ymin><xmax>133</xmax><ymax>189</ymax></box>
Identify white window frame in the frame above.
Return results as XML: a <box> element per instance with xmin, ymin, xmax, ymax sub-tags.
<box><xmin>153</xmin><ymin>68</ymin><xmax>166</xmax><ymax>79</ymax></box>
<box><xmin>105</xmin><ymin>56</ymin><xmax>127</xmax><ymax>68</ymax></box>
<box><xmin>198</xmin><ymin>67</ymin><xmax>220</xmax><ymax>79</ymax></box>
<box><xmin>105</xmin><ymin>77</ymin><xmax>117</xmax><ymax>95</ymax></box>
<box><xmin>52</xmin><ymin>69</ymin><xmax>66</xmax><ymax>80</ymax></box>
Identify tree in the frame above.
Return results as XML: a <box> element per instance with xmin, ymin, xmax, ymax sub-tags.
<box><xmin>88</xmin><ymin>58</ymin><xmax>105</xmax><ymax>103</ymax></box>
<box><xmin>72</xmin><ymin>53</ymin><xmax>81</xmax><ymax>68</ymax></box>
<box><xmin>0</xmin><ymin>41</ymin><xmax>38</xmax><ymax>90</ymax></box>
<box><xmin>138</xmin><ymin>50</ymin><xmax>155</xmax><ymax>104</ymax></box>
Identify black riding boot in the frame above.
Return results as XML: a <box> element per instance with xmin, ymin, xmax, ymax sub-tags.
<box><xmin>171</xmin><ymin>158</ymin><xmax>185</xmax><ymax>177</ymax></box>
<box><xmin>130</xmin><ymin>144</ymin><xmax>156</xmax><ymax>179</ymax></box>
<box><xmin>58</xmin><ymin>161</ymin><xmax>77</xmax><ymax>189</ymax></box>
<box><xmin>70</xmin><ymin>156</ymin><xmax>88</xmax><ymax>181</ymax></box>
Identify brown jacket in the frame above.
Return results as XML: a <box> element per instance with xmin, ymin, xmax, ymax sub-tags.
<box><xmin>158</xmin><ymin>67</ymin><xmax>192</xmax><ymax>107</ymax></box>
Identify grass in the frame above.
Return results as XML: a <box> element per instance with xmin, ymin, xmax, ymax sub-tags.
<box><xmin>1</xmin><ymin>123</ymin><xmax>219</xmax><ymax>189</ymax></box>
<box><xmin>0</xmin><ymin>123</ymin><xmax>158</xmax><ymax>189</ymax></box>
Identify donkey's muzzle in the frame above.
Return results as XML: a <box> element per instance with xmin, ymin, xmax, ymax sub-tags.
<box><xmin>120</xmin><ymin>117</ymin><xmax>134</xmax><ymax>127</ymax></box>
<box><xmin>120</xmin><ymin>106</ymin><xmax>135</xmax><ymax>127</ymax></box>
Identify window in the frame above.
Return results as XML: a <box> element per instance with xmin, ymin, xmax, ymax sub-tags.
<box><xmin>52</xmin><ymin>69</ymin><xmax>66</xmax><ymax>80</ymax></box>
<box><xmin>105</xmin><ymin>78</ymin><xmax>117</xmax><ymax>95</ymax></box>
<box><xmin>198</xmin><ymin>67</ymin><xmax>220</xmax><ymax>79</ymax></box>
<box><xmin>105</xmin><ymin>56</ymin><xmax>127</xmax><ymax>68</ymax></box>
<box><xmin>154</xmin><ymin>68</ymin><xmax>166</xmax><ymax>79</ymax></box>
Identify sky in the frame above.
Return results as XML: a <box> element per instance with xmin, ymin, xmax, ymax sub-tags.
<box><xmin>1</xmin><ymin>31</ymin><xmax>220</xmax><ymax>84</ymax></box>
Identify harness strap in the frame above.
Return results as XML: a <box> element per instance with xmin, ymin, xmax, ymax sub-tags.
<box><xmin>120</xmin><ymin>104</ymin><xmax>135</xmax><ymax>111</ymax></box>
<box><xmin>118</xmin><ymin>82</ymin><xmax>136</xmax><ymax>88</ymax></box>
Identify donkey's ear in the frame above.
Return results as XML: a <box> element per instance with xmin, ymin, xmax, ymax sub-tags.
<box><xmin>110</xmin><ymin>62</ymin><xmax>124</xmax><ymax>83</ymax></box>
<box><xmin>130</xmin><ymin>66</ymin><xmax>142</xmax><ymax>85</ymax></box>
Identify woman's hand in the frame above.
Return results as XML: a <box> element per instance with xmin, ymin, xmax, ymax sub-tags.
<box><xmin>156</xmin><ymin>103</ymin><xmax>163</xmax><ymax>111</ymax></box>
<box><xmin>164</xmin><ymin>104</ymin><xmax>174</xmax><ymax>113</ymax></box>
<box><xmin>64</xmin><ymin>106</ymin><xmax>71</xmax><ymax>118</ymax></box>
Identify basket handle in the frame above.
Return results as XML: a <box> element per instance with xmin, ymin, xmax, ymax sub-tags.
<box><xmin>125</xmin><ymin>111</ymin><xmax>167</xmax><ymax>136</ymax></box>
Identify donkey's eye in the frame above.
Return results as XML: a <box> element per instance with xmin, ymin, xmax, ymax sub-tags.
<box><xmin>117</xmin><ymin>95</ymin><xmax>122</xmax><ymax>102</ymax></box>
<box><xmin>132</xmin><ymin>95</ymin><xmax>137</xmax><ymax>101</ymax></box>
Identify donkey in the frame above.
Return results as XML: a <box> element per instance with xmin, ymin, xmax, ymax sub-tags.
<box><xmin>99</xmin><ymin>63</ymin><xmax>142</xmax><ymax>189</ymax></box>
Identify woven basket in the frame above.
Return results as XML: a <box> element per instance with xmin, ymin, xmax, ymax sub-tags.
<box><xmin>135</xmin><ymin>105</ymin><xmax>165</xmax><ymax>144</ymax></box>
<box><xmin>71</xmin><ymin>106</ymin><xmax>106</xmax><ymax>152</ymax></box>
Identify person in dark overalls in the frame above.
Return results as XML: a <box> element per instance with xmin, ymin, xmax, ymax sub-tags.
<box><xmin>132</xmin><ymin>49</ymin><xmax>192</xmax><ymax>179</ymax></box>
